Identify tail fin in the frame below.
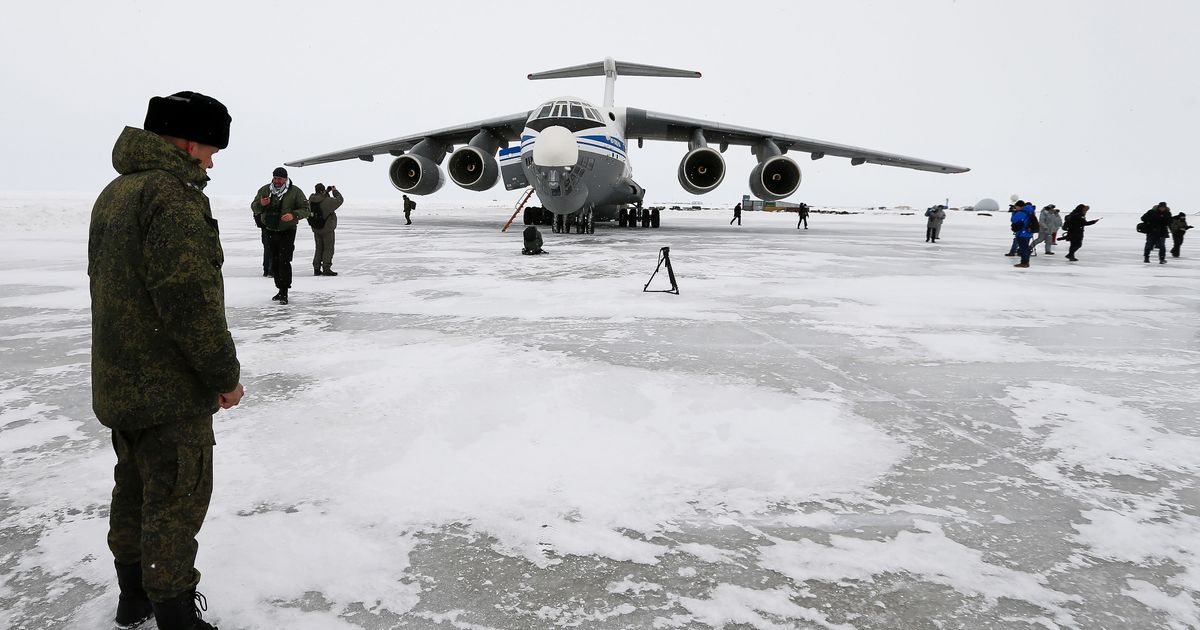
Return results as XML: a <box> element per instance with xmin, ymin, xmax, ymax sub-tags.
<box><xmin>528</xmin><ymin>57</ymin><xmax>700</xmax><ymax>108</ymax></box>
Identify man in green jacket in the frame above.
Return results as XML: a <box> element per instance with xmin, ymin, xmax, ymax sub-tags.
<box><xmin>251</xmin><ymin>166</ymin><xmax>309</xmax><ymax>303</ymax></box>
<box><xmin>307</xmin><ymin>183</ymin><xmax>345</xmax><ymax>276</ymax></box>
<box><xmin>89</xmin><ymin>91</ymin><xmax>242</xmax><ymax>630</ymax></box>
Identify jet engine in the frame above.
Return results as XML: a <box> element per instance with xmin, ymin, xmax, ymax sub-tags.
<box><xmin>447</xmin><ymin>146</ymin><xmax>500</xmax><ymax>191</ymax></box>
<box><xmin>677</xmin><ymin>147</ymin><xmax>725</xmax><ymax>194</ymax></box>
<box><xmin>748</xmin><ymin>155</ymin><xmax>801</xmax><ymax>201</ymax></box>
<box><xmin>389</xmin><ymin>154</ymin><xmax>445</xmax><ymax>195</ymax></box>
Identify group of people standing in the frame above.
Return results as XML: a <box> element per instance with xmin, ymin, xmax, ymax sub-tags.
<box><xmin>1004</xmin><ymin>199</ymin><xmax>1190</xmax><ymax>267</ymax></box>
<box><xmin>1004</xmin><ymin>200</ymin><xmax>1099</xmax><ymax>266</ymax></box>
<box><xmin>926</xmin><ymin>200</ymin><xmax>1191</xmax><ymax>268</ymax></box>
<box><xmin>251</xmin><ymin>167</ymin><xmax>344</xmax><ymax>304</ymax></box>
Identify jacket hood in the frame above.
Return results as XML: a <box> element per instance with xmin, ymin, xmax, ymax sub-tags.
<box><xmin>112</xmin><ymin>126</ymin><xmax>209</xmax><ymax>189</ymax></box>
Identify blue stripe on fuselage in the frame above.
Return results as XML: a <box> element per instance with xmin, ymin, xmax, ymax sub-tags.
<box><xmin>521</xmin><ymin>132</ymin><xmax>627</xmax><ymax>153</ymax></box>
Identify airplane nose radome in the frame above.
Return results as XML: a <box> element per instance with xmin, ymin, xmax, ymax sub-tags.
<box><xmin>532</xmin><ymin>125</ymin><xmax>578</xmax><ymax>167</ymax></box>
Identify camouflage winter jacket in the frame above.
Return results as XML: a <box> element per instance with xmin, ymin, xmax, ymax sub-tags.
<box><xmin>88</xmin><ymin>127</ymin><xmax>241</xmax><ymax>429</ymax></box>
<box><xmin>251</xmin><ymin>181</ymin><xmax>310</xmax><ymax>231</ymax></box>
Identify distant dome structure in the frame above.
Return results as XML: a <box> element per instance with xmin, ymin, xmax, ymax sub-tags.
<box><xmin>974</xmin><ymin>198</ymin><xmax>1000</xmax><ymax>212</ymax></box>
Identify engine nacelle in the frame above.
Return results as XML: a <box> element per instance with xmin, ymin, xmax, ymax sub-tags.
<box><xmin>389</xmin><ymin>155</ymin><xmax>445</xmax><ymax>195</ymax></box>
<box><xmin>677</xmin><ymin>147</ymin><xmax>726</xmax><ymax>195</ymax></box>
<box><xmin>748</xmin><ymin>156</ymin><xmax>801</xmax><ymax>201</ymax></box>
<box><xmin>447</xmin><ymin>146</ymin><xmax>500</xmax><ymax>191</ymax></box>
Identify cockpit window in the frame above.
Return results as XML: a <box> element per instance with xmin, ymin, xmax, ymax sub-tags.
<box><xmin>532</xmin><ymin>101</ymin><xmax>605</xmax><ymax>122</ymax></box>
<box><xmin>526</xmin><ymin>100</ymin><xmax>606</xmax><ymax>131</ymax></box>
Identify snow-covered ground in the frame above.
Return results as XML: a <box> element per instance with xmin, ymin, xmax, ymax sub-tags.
<box><xmin>1</xmin><ymin>192</ymin><xmax>1198</xmax><ymax>629</ymax></box>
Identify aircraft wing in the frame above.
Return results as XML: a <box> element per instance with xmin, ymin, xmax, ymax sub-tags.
<box><xmin>285</xmin><ymin>111</ymin><xmax>533</xmax><ymax>167</ymax></box>
<box><xmin>624</xmin><ymin>108</ymin><xmax>969</xmax><ymax>174</ymax></box>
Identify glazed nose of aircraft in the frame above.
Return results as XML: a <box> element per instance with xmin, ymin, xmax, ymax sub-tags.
<box><xmin>532</xmin><ymin>125</ymin><xmax>578</xmax><ymax>167</ymax></box>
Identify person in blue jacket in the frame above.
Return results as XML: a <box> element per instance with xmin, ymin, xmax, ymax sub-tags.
<box><xmin>1010</xmin><ymin>203</ymin><xmax>1036</xmax><ymax>268</ymax></box>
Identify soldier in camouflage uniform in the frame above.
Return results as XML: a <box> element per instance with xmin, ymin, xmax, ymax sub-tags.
<box><xmin>89</xmin><ymin>91</ymin><xmax>243</xmax><ymax>630</ymax></box>
<box><xmin>252</xmin><ymin>167</ymin><xmax>310</xmax><ymax>304</ymax></box>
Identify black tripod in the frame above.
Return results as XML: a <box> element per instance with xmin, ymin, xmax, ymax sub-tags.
<box><xmin>643</xmin><ymin>246</ymin><xmax>679</xmax><ymax>295</ymax></box>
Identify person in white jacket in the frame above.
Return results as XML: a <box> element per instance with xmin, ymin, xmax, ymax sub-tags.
<box><xmin>1030</xmin><ymin>204</ymin><xmax>1063</xmax><ymax>255</ymax></box>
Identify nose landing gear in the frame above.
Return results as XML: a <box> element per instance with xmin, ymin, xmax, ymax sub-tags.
<box><xmin>551</xmin><ymin>209</ymin><xmax>595</xmax><ymax>234</ymax></box>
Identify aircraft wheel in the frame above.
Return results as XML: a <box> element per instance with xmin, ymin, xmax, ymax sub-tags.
<box><xmin>618</xmin><ymin>208</ymin><xmax>627</xmax><ymax>227</ymax></box>
<box><xmin>523</xmin><ymin>208</ymin><xmax>533</xmax><ymax>225</ymax></box>
<box><xmin>650</xmin><ymin>208</ymin><xmax>660</xmax><ymax>228</ymax></box>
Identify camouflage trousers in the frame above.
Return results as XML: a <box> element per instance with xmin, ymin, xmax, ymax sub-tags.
<box><xmin>108</xmin><ymin>417</ymin><xmax>214</xmax><ymax>602</ymax></box>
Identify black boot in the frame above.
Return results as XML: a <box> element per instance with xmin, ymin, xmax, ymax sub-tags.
<box><xmin>114</xmin><ymin>561</ymin><xmax>153</xmax><ymax>629</ymax></box>
<box><xmin>279</xmin><ymin>290</ymin><xmax>289</xmax><ymax>305</ymax></box>
<box><xmin>152</xmin><ymin>591</ymin><xmax>217</xmax><ymax>630</ymax></box>
<box><xmin>314</xmin><ymin>266</ymin><xmax>322</xmax><ymax>276</ymax></box>
<box><xmin>271</xmin><ymin>291</ymin><xmax>283</xmax><ymax>301</ymax></box>
<box><xmin>321</xmin><ymin>266</ymin><xmax>338</xmax><ymax>276</ymax></box>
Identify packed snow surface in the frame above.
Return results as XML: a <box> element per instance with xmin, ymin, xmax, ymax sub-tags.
<box><xmin>1</xmin><ymin>193</ymin><xmax>1197</xmax><ymax>629</ymax></box>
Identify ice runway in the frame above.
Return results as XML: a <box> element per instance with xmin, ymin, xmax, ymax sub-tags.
<box><xmin>2</xmin><ymin>195</ymin><xmax>1198</xmax><ymax>629</ymax></box>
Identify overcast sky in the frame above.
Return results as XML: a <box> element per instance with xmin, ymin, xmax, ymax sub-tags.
<box><xmin>3</xmin><ymin>1</ymin><xmax>1197</xmax><ymax>211</ymax></box>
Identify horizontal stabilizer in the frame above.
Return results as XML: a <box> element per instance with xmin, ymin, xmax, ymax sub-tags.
<box><xmin>528</xmin><ymin>59</ymin><xmax>700</xmax><ymax>80</ymax></box>
<box><xmin>613</xmin><ymin>61</ymin><xmax>701</xmax><ymax>79</ymax></box>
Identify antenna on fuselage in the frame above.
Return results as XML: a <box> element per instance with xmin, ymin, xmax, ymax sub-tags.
<box><xmin>528</xmin><ymin>57</ymin><xmax>701</xmax><ymax>108</ymax></box>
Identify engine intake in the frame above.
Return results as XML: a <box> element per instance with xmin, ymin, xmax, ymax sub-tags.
<box><xmin>389</xmin><ymin>155</ymin><xmax>444</xmax><ymax>195</ymax></box>
<box><xmin>749</xmin><ymin>156</ymin><xmax>801</xmax><ymax>201</ymax></box>
<box><xmin>677</xmin><ymin>147</ymin><xmax>726</xmax><ymax>195</ymax></box>
<box><xmin>447</xmin><ymin>146</ymin><xmax>499</xmax><ymax>191</ymax></box>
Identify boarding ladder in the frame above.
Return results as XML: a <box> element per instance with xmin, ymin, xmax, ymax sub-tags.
<box><xmin>501</xmin><ymin>188</ymin><xmax>536</xmax><ymax>232</ymax></box>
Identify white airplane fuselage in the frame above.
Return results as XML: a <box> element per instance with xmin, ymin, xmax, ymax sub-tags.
<box><xmin>506</xmin><ymin>97</ymin><xmax>643</xmax><ymax>219</ymax></box>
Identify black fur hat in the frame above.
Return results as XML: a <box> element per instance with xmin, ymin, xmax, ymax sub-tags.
<box><xmin>144</xmin><ymin>91</ymin><xmax>231</xmax><ymax>149</ymax></box>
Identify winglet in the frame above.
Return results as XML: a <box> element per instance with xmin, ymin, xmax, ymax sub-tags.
<box><xmin>529</xmin><ymin>57</ymin><xmax>700</xmax><ymax>108</ymax></box>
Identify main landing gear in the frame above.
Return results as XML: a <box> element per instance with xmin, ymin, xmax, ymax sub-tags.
<box><xmin>618</xmin><ymin>204</ymin><xmax>660</xmax><ymax>228</ymax></box>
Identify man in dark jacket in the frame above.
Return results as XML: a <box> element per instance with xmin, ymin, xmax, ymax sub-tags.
<box><xmin>89</xmin><ymin>91</ymin><xmax>242</xmax><ymax>630</ymax></box>
<box><xmin>1141</xmin><ymin>202</ymin><xmax>1172</xmax><ymax>264</ymax></box>
<box><xmin>730</xmin><ymin>202</ymin><xmax>742</xmax><ymax>226</ymax></box>
<box><xmin>797</xmin><ymin>202</ymin><xmax>809</xmax><ymax>229</ymax></box>
<box><xmin>308</xmin><ymin>183</ymin><xmax>345</xmax><ymax>276</ymax></box>
<box><xmin>1062</xmin><ymin>204</ymin><xmax>1099</xmax><ymax>261</ymax></box>
<box><xmin>403</xmin><ymin>194</ymin><xmax>415</xmax><ymax>225</ymax></box>
<box><xmin>1169</xmin><ymin>211</ymin><xmax>1191</xmax><ymax>258</ymax></box>
<box><xmin>252</xmin><ymin>167</ymin><xmax>310</xmax><ymax>303</ymax></box>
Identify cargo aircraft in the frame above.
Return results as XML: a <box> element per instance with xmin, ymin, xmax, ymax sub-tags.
<box><xmin>286</xmin><ymin>58</ymin><xmax>968</xmax><ymax>233</ymax></box>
